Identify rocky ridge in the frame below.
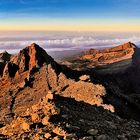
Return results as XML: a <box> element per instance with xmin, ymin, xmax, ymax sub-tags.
<box><xmin>61</xmin><ymin>42</ymin><xmax>136</xmax><ymax>72</ymax></box>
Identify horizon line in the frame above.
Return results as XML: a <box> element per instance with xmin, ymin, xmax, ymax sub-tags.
<box><xmin>1</xmin><ymin>30</ymin><xmax>140</xmax><ymax>33</ymax></box>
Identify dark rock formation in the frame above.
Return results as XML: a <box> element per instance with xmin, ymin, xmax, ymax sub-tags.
<box><xmin>0</xmin><ymin>51</ymin><xmax>11</xmax><ymax>76</ymax></box>
<box><xmin>0</xmin><ymin>51</ymin><xmax>11</xmax><ymax>63</ymax></box>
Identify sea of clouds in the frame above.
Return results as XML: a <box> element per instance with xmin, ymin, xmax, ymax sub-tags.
<box><xmin>0</xmin><ymin>31</ymin><xmax>140</xmax><ymax>58</ymax></box>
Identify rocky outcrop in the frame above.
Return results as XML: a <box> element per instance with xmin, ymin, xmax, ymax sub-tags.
<box><xmin>0</xmin><ymin>51</ymin><xmax>11</xmax><ymax>63</ymax></box>
<box><xmin>11</xmin><ymin>43</ymin><xmax>54</xmax><ymax>72</ymax></box>
<box><xmin>0</xmin><ymin>51</ymin><xmax>11</xmax><ymax>76</ymax></box>
<box><xmin>0</xmin><ymin>91</ymin><xmax>66</xmax><ymax>140</ymax></box>
<box><xmin>84</xmin><ymin>42</ymin><xmax>136</xmax><ymax>55</ymax></box>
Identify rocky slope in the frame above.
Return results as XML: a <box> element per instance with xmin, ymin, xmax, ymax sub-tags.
<box><xmin>0</xmin><ymin>43</ymin><xmax>140</xmax><ymax>139</ymax></box>
<box><xmin>0</xmin><ymin>91</ymin><xmax>140</xmax><ymax>140</ymax></box>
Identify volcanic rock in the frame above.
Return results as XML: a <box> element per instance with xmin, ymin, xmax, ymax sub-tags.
<box><xmin>0</xmin><ymin>51</ymin><xmax>11</xmax><ymax>76</ymax></box>
<box><xmin>0</xmin><ymin>51</ymin><xmax>11</xmax><ymax>63</ymax></box>
<box><xmin>79</xmin><ymin>75</ymin><xmax>90</xmax><ymax>81</ymax></box>
<box><xmin>95</xmin><ymin>135</ymin><xmax>107</xmax><ymax>140</ymax></box>
<box><xmin>21</xmin><ymin>122</ymin><xmax>30</xmax><ymax>131</ymax></box>
<box><xmin>81</xmin><ymin>136</ymin><xmax>94</xmax><ymax>140</ymax></box>
<box><xmin>44</xmin><ymin>133</ymin><xmax>51</xmax><ymax>139</ymax></box>
<box><xmin>87</xmin><ymin>129</ymin><xmax>98</xmax><ymax>136</ymax></box>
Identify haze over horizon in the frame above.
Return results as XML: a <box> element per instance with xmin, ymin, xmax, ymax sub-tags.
<box><xmin>0</xmin><ymin>0</ymin><xmax>140</xmax><ymax>31</ymax></box>
<box><xmin>1</xmin><ymin>31</ymin><xmax>140</xmax><ymax>58</ymax></box>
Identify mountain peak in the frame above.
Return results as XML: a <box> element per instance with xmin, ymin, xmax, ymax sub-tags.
<box><xmin>117</xmin><ymin>41</ymin><xmax>137</xmax><ymax>49</ymax></box>
<box><xmin>126</xmin><ymin>41</ymin><xmax>136</xmax><ymax>46</ymax></box>
<box><xmin>26</xmin><ymin>43</ymin><xmax>43</xmax><ymax>50</ymax></box>
<box><xmin>2</xmin><ymin>43</ymin><xmax>55</xmax><ymax>79</ymax></box>
<box><xmin>0</xmin><ymin>51</ymin><xmax>11</xmax><ymax>63</ymax></box>
<box><xmin>30</xmin><ymin>42</ymin><xmax>39</xmax><ymax>47</ymax></box>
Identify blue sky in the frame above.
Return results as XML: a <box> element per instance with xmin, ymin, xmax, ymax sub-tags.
<box><xmin>0</xmin><ymin>0</ymin><xmax>139</xmax><ymax>18</ymax></box>
<box><xmin>0</xmin><ymin>0</ymin><xmax>140</xmax><ymax>31</ymax></box>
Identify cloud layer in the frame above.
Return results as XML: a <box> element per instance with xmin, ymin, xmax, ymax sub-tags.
<box><xmin>0</xmin><ymin>32</ymin><xmax>140</xmax><ymax>57</ymax></box>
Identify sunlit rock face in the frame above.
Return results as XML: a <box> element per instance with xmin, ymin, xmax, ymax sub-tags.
<box><xmin>2</xmin><ymin>43</ymin><xmax>54</xmax><ymax>78</ymax></box>
<box><xmin>61</xmin><ymin>42</ymin><xmax>139</xmax><ymax>73</ymax></box>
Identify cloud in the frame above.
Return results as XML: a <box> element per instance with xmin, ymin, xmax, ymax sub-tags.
<box><xmin>0</xmin><ymin>35</ymin><xmax>140</xmax><ymax>55</ymax></box>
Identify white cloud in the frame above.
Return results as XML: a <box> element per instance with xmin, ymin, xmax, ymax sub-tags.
<box><xmin>0</xmin><ymin>34</ymin><xmax>140</xmax><ymax>54</ymax></box>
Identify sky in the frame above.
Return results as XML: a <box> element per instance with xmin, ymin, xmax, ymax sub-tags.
<box><xmin>0</xmin><ymin>0</ymin><xmax>140</xmax><ymax>31</ymax></box>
